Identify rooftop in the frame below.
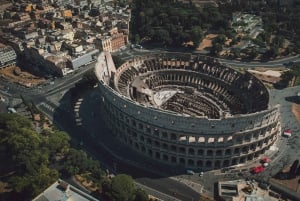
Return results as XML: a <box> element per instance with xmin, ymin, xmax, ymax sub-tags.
<box><xmin>32</xmin><ymin>179</ymin><xmax>99</xmax><ymax>201</ymax></box>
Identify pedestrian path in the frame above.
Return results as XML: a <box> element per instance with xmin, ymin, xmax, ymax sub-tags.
<box><xmin>170</xmin><ymin>176</ymin><xmax>204</xmax><ymax>193</ymax></box>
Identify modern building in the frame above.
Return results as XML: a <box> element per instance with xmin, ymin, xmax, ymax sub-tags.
<box><xmin>32</xmin><ymin>179</ymin><xmax>99</xmax><ymax>201</ymax></box>
<box><xmin>71</xmin><ymin>49</ymin><xmax>99</xmax><ymax>70</ymax></box>
<box><xmin>0</xmin><ymin>43</ymin><xmax>17</xmax><ymax>69</ymax></box>
<box><xmin>95</xmin><ymin>52</ymin><xmax>281</xmax><ymax>171</ymax></box>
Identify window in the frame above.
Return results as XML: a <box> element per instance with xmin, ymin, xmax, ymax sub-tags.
<box><xmin>162</xmin><ymin>132</ymin><xmax>168</xmax><ymax>139</ymax></box>
<box><xmin>138</xmin><ymin>123</ymin><xmax>143</xmax><ymax>130</ymax></box>
<box><xmin>132</xmin><ymin>119</ymin><xmax>136</xmax><ymax>127</ymax></box>
<box><xmin>154</xmin><ymin>128</ymin><xmax>159</xmax><ymax>136</ymax></box>
<box><xmin>171</xmin><ymin>133</ymin><xmax>177</xmax><ymax>140</ymax></box>
<box><xmin>208</xmin><ymin>138</ymin><xmax>215</xmax><ymax>143</ymax></box>
<box><xmin>198</xmin><ymin>137</ymin><xmax>205</xmax><ymax>143</ymax></box>
<box><xmin>146</xmin><ymin>126</ymin><xmax>151</xmax><ymax>134</ymax></box>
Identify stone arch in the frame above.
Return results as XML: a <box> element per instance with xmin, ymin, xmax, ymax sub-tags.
<box><xmin>170</xmin><ymin>145</ymin><xmax>177</xmax><ymax>152</ymax></box>
<box><xmin>188</xmin><ymin>148</ymin><xmax>195</xmax><ymax>155</ymax></box>
<box><xmin>240</xmin><ymin>157</ymin><xmax>246</xmax><ymax>164</ymax></box>
<box><xmin>216</xmin><ymin>150</ymin><xmax>223</xmax><ymax>156</ymax></box>
<box><xmin>188</xmin><ymin>159</ymin><xmax>195</xmax><ymax>166</ymax></box>
<box><xmin>134</xmin><ymin>142</ymin><xmax>139</xmax><ymax>150</ymax></box>
<box><xmin>223</xmin><ymin>160</ymin><xmax>230</xmax><ymax>167</ymax></box>
<box><xmin>207</xmin><ymin>150</ymin><xmax>214</xmax><ymax>156</ymax></box>
<box><xmin>171</xmin><ymin>156</ymin><xmax>176</xmax><ymax>163</ymax></box>
<box><xmin>163</xmin><ymin>154</ymin><xmax>168</xmax><ymax>161</ymax></box>
<box><xmin>231</xmin><ymin>158</ymin><xmax>238</xmax><ymax>165</ymax></box>
<box><xmin>206</xmin><ymin>160</ymin><xmax>212</xmax><ymax>168</ymax></box>
<box><xmin>148</xmin><ymin>149</ymin><xmax>153</xmax><ymax>157</ymax></box>
<box><xmin>234</xmin><ymin>147</ymin><xmax>240</xmax><ymax>154</ymax></box>
<box><xmin>215</xmin><ymin>160</ymin><xmax>221</xmax><ymax>168</ymax></box>
<box><xmin>198</xmin><ymin>149</ymin><xmax>204</xmax><ymax>156</ymax></box>
<box><xmin>179</xmin><ymin>147</ymin><xmax>186</xmax><ymax>154</ymax></box>
<box><xmin>162</xmin><ymin>143</ymin><xmax>168</xmax><ymax>150</ymax></box>
<box><xmin>197</xmin><ymin>160</ymin><xmax>203</xmax><ymax>167</ymax></box>
<box><xmin>155</xmin><ymin>152</ymin><xmax>160</xmax><ymax>159</ymax></box>
<box><xmin>225</xmin><ymin>149</ymin><xmax>231</xmax><ymax>155</ymax></box>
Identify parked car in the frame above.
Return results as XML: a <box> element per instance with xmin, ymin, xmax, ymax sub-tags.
<box><xmin>252</xmin><ymin>166</ymin><xmax>265</xmax><ymax>174</ymax></box>
<box><xmin>186</xmin><ymin>170</ymin><xmax>195</xmax><ymax>175</ymax></box>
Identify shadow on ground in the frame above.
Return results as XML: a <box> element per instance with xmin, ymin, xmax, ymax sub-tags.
<box><xmin>52</xmin><ymin>86</ymin><xmax>202</xmax><ymax>201</ymax></box>
<box><xmin>285</xmin><ymin>96</ymin><xmax>300</xmax><ymax>104</ymax></box>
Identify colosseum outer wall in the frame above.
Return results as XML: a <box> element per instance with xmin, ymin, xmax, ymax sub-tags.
<box><xmin>95</xmin><ymin>52</ymin><xmax>281</xmax><ymax>170</ymax></box>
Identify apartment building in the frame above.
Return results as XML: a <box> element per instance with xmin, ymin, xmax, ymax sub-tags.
<box><xmin>0</xmin><ymin>43</ymin><xmax>17</xmax><ymax>69</ymax></box>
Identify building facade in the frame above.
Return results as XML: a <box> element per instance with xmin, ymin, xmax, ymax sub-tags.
<box><xmin>95</xmin><ymin>52</ymin><xmax>281</xmax><ymax>171</ymax></box>
<box><xmin>0</xmin><ymin>43</ymin><xmax>17</xmax><ymax>69</ymax></box>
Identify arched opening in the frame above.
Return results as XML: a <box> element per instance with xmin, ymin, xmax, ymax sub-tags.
<box><xmin>179</xmin><ymin>147</ymin><xmax>186</xmax><ymax>154</ymax></box>
<box><xmin>155</xmin><ymin>152</ymin><xmax>160</xmax><ymax>159</ymax></box>
<box><xmin>188</xmin><ymin>159</ymin><xmax>194</xmax><ymax>166</ymax></box>
<box><xmin>223</xmin><ymin>160</ymin><xmax>230</xmax><ymax>167</ymax></box>
<box><xmin>179</xmin><ymin>158</ymin><xmax>185</xmax><ymax>165</ymax></box>
<box><xmin>206</xmin><ymin>160</ymin><xmax>212</xmax><ymax>168</ymax></box>
<box><xmin>170</xmin><ymin>145</ymin><xmax>177</xmax><ymax>152</ymax></box>
<box><xmin>188</xmin><ymin>148</ymin><xmax>195</xmax><ymax>155</ymax></box>
<box><xmin>162</xmin><ymin>143</ymin><xmax>168</xmax><ymax>150</ymax></box>
<box><xmin>216</xmin><ymin>150</ymin><xmax>222</xmax><ymax>156</ymax></box>
<box><xmin>215</xmin><ymin>160</ymin><xmax>221</xmax><ymax>168</ymax></box>
<box><xmin>148</xmin><ymin>149</ymin><xmax>152</xmax><ymax>157</ymax></box>
<box><xmin>163</xmin><ymin>154</ymin><xmax>168</xmax><ymax>161</ymax></box>
<box><xmin>231</xmin><ymin>158</ymin><xmax>237</xmax><ymax>165</ymax></box>
<box><xmin>242</xmin><ymin>146</ymin><xmax>248</xmax><ymax>154</ymax></box>
<box><xmin>207</xmin><ymin>150</ymin><xmax>213</xmax><ymax>156</ymax></box>
<box><xmin>250</xmin><ymin>143</ymin><xmax>256</xmax><ymax>151</ymax></box>
<box><xmin>171</xmin><ymin>156</ymin><xmax>176</xmax><ymax>163</ymax></box>
<box><xmin>197</xmin><ymin>160</ymin><xmax>203</xmax><ymax>167</ymax></box>
<box><xmin>198</xmin><ymin>149</ymin><xmax>204</xmax><ymax>156</ymax></box>
<box><xmin>225</xmin><ymin>149</ymin><xmax>231</xmax><ymax>155</ymax></box>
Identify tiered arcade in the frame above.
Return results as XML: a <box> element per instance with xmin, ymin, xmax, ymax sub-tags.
<box><xmin>95</xmin><ymin>52</ymin><xmax>281</xmax><ymax>171</ymax></box>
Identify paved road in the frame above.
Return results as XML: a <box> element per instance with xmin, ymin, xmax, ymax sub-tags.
<box><xmin>117</xmin><ymin>47</ymin><xmax>300</xmax><ymax>68</ymax></box>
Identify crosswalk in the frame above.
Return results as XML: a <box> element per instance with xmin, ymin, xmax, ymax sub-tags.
<box><xmin>38</xmin><ymin>102</ymin><xmax>55</xmax><ymax>112</ymax></box>
<box><xmin>74</xmin><ymin>98</ymin><xmax>83</xmax><ymax>126</ymax></box>
<box><xmin>37</xmin><ymin>97</ymin><xmax>85</xmax><ymax>127</ymax></box>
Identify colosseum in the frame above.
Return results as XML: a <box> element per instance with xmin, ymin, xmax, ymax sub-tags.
<box><xmin>95</xmin><ymin>51</ymin><xmax>281</xmax><ymax>171</ymax></box>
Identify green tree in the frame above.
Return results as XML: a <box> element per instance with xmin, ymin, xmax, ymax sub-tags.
<box><xmin>9</xmin><ymin>165</ymin><xmax>58</xmax><ymax>198</ymax></box>
<box><xmin>63</xmin><ymin>148</ymin><xmax>101</xmax><ymax>177</ymax></box>
<box><xmin>134</xmin><ymin>188</ymin><xmax>148</xmax><ymax>201</ymax></box>
<box><xmin>111</xmin><ymin>174</ymin><xmax>135</xmax><ymax>201</ymax></box>
<box><xmin>210</xmin><ymin>42</ymin><xmax>223</xmax><ymax>55</ymax></box>
<box><xmin>191</xmin><ymin>26</ymin><xmax>203</xmax><ymax>47</ymax></box>
<box><xmin>44</xmin><ymin>130</ymin><xmax>70</xmax><ymax>158</ymax></box>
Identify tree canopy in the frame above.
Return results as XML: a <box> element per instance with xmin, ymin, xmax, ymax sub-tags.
<box><xmin>130</xmin><ymin>0</ymin><xmax>232</xmax><ymax>48</ymax></box>
<box><xmin>0</xmin><ymin>114</ymin><xmax>70</xmax><ymax>199</ymax></box>
<box><xmin>111</xmin><ymin>174</ymin><xmax>135</xmax><ymax>201</ymax></box>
